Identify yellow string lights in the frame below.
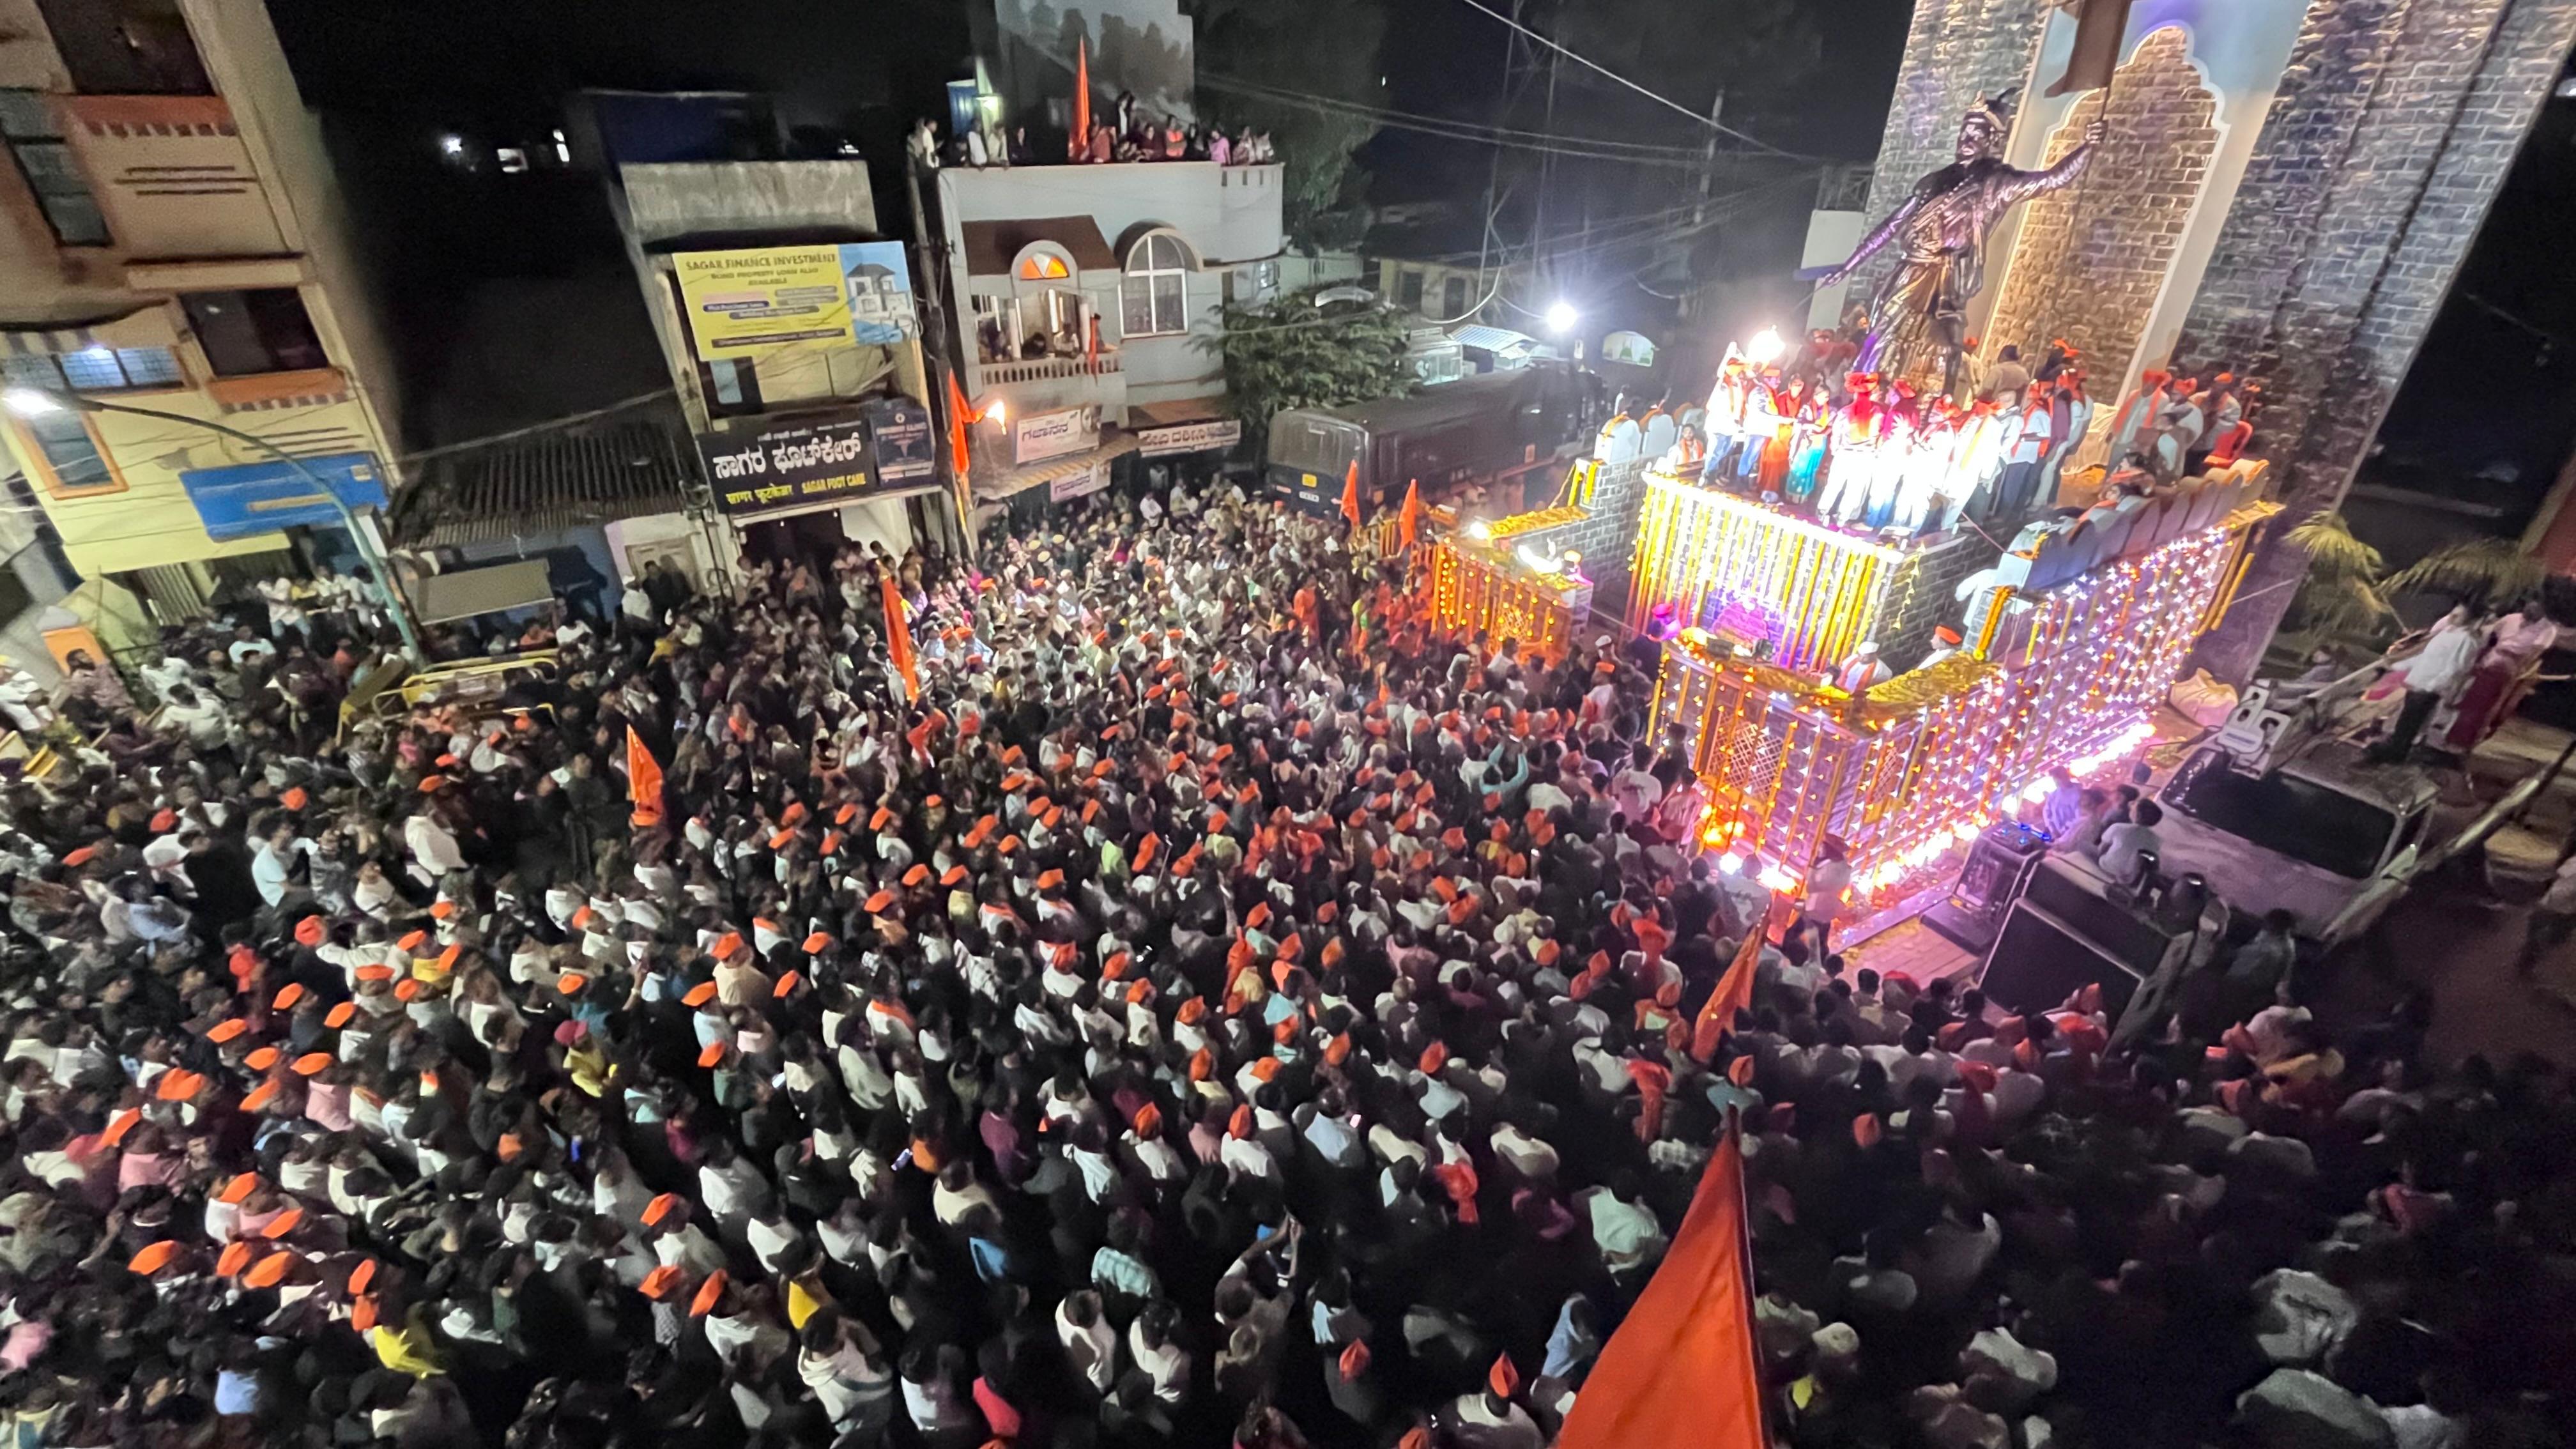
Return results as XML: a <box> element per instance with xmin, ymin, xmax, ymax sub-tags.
<box><xmin>1653</xmin><ymin>501</ymin><xmax>2280</xmax><ymax>907</ymax></box>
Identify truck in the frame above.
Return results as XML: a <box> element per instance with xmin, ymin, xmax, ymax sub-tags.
<box><xmin>1975</xmin><ymin>659</ymin><xmax>2554</xmax><ymax>1027</ymax></box>
<box><xmin>1264</xmin><ymin>362</ymin><xmax>1602</xmax><ymax>521</ymax></box>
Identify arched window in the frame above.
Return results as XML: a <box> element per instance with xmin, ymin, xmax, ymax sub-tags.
<box><xmin>1120</xmin><ymin>233</ymin><xmax>1191</xmax><ymax>338</ymax></box>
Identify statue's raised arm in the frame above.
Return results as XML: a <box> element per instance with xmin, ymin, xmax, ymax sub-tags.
<box><xmin>1999</xmin><ymin>115</ymin><xmax>2108</xmax><ymax>207</ymax></box>
<box><xmin>1822</xmin><ymin>91</ymin><xmax>2111</xmax><ymax>394</ymax></box>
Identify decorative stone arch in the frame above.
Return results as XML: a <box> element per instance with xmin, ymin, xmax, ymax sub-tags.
<box><xmin>1981</xmin><ymin>26</ymin><xmax>2220</xmax><ymax>392</ymax></box>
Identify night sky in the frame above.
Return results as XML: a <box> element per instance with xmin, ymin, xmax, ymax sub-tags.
<box><xmin>256</xmin><ymin>0</ymin><xmax>2576</xmax><ymax>555</ymax></box>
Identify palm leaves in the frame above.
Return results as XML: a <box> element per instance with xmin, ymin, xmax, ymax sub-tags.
<box><xmin>2381</xmin><ymin>536</ymin><xmax>2549</xmax><ymax>611</ymax></box>
<box><xmin>2284</xmin><ymin>512</ymin><xmax>2395</xmax><ymax>643</ymax></box>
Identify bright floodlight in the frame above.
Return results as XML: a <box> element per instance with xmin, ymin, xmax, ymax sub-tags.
<box><xmin>1746</xmin><ymin>327</ymin><xmax>1785</xmax><ymax>364</ymax></box>
<box><xmin>982</xmin><ymin>399</ymin><xmax>1006</xmax><ymax>425</ymax></box>
<box><xmin>1</xmin><ymin>388</ymin><xmax>63</xmax><ymax>418</ymax></box>
<box><xmin>1544</xmin><ymin>301</ymin><xmax>1578</xmax><ymax>334</ymax></box>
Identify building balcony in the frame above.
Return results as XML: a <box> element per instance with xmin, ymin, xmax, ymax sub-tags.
<box><xmin>968</xmin><ymin>351</ymin><xmax>1128</xmax><ymax>427</ymax></box>
<box><xmin>976</xmin><ymin>352</ymin><xmax>1123</xmax><ymax>387</ymax></box>
<box><xmin>56</xmin><ymin>94</ymin><xmax>289</xmax><ymax>260</ymax></box>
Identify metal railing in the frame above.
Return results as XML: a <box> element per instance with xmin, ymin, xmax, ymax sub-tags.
<box><xmin>976</xmin><ymin>353</ymin><xmax>1124</xmax><ymax>386</ymax></box>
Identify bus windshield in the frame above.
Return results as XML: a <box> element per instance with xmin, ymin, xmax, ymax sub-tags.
<box><xmin>1267</xmin><ymin>414</ymin><xmax>1358</xmax><ymax>479</ymax></box>
<box><xmin>2161</xmin><ymin>752</ymin><xmax>2398</xmax><ymax>880</ymax></box>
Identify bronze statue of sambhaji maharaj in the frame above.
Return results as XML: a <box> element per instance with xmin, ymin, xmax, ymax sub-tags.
<box><xmin>1819</xmin><ymin>91</ymin><xmax>2104</xmax><ymax>392</ymax></box>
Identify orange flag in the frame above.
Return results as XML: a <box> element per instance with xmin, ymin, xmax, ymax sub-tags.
<box><xmin>944</xmin><ymin>369</ymin><xmax>974</xmax><ymax>477</ymax></box>
<box><xmin>1690</xmin><ymin>924</ymin><xmax>1762</xmax><ymax>1064</ymax></box>
<box><xmin>1339</xmin><ymin>459</ymin><xmax>1362</xmax><ymax>530</ymax></box>
<box><xmin>626</xmin><ymin>726</ymin><xmax>665</xmax><ymax>828</ymax></box>
<box><xmin>1071</xmin><ymin>36</ymin><xmax>1091</xmax><ymax>159</ymax></box>
<box><xmin>1556</xmin><ymin>1127</ymin><xmax>1765</xmax><ymax>1449</ymax></box>
<box><xmin>881</xmin><ymin>574</ymin><xmax>919</xmax><ymax>703</ymax></box>
<box><xmin>1399</xmin><ymin>477</ymin><xmax>1422</xmax><ymax>553</ymax></box>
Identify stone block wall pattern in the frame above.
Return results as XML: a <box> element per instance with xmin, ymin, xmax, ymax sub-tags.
<box><xmin>1853</xmin><ymin>0</ymin><xmax>2576</xmax><ymax>684</ymax></box>
<box><xmin>1982</xmin><ymin>28</ymin><xmax>2220</xmax><ymax>387</ymax></box>
<box><xmin>1857</xmin><ymin>0</ymin><xmax>2057</xmax><ymax>303</ymax></box>
<box><xmin>2173</xmin><ymin>0</ymin><xmax>2576</xmax><ymax>682</ymax></box>
<box><xmin>1503</xmin><ymin>455</ymin><xmax>1655</xmax><ymax>626</ymax></box>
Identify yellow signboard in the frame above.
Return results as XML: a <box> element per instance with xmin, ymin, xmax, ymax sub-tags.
<box><xmin>671</xmin><ymin>247</ymin><xmax>852</xmax><ymax>360</ymax></box>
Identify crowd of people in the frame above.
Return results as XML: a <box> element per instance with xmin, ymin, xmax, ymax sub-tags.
<box><xmin>1633</xmin><ymin>326</ymin><xmax>2258</xmax><ymax>542</ymax></box>
<box><xmin>913</xmin><ymin>93</ymin><xmax>1275</xmax><ymax>172</ymax></box>
<box><xmin>0</xmin><ymin>486</ymin><xmax>2568</xmax><ymax>1449</ymax></box>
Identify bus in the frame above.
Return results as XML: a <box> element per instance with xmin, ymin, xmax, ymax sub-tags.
<box><xmin>1264</xmin><ymin>363</ymin><xmax>1602</xmax><ymax>521</ymax></box>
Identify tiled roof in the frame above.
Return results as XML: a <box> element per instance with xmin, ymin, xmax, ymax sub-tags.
<box><xmin>391</xmin><ymin>409</ymin><xmax>702</xmax><ymax>548</ymax></box>
<box><xmin>961</xmin><ymin>217</ymin><xmax>1117</xmax><ymax>275</ymax></box>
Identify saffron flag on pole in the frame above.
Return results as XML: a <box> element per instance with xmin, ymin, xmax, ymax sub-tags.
<box><xmin>1070</xmin><ymin>37</ymin><xmax>1091</xmax><ymax>159</ymax></box>
<box><xmin>1556</xmin><ymin>1127</ymin><xmax>1766</xmax><ymax>1449</ymax></box>
<box><xmin>2046</xmin><ymin>0</ymin><xmax>2136</xmax><ymax>96</ymax></box>
<box><xmin>944</xmin><ymin>369</ymin><xmax>974</xmax><ymax>477</ymax></box>
<box><xmin>1399</xmin><ymin>477</ymin><xmax>1422</xmax><ymax>553</ymax></box>
<box><xmin>1340</xmin><ymin>460</ymin><xmax>1362</xmax><ymax>530</ymax></box>
<box><xmin>626</xmin><ymin>727</ymin><xmax>665</xmax><ymax>828</ymax></box>
<box><xmin>882</xmin><ymin>574</ymin><xmax>919</xmax><ymax>703</ymax></box>
<box><xmin>1690</xmin><ymin>922</ymin><xmax>1763</xmax><ymax>1064</ymax></box>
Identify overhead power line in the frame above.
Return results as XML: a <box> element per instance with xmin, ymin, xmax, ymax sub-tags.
<box><xmin>1448</xmin><ymin>0</ymin><xmax>1814</xmax><ymax>160</ymax></box>
<box><xmin>1199</xmin><ymin>72</ymin><xmax>1717</xmax><ymax>161</ymax></box>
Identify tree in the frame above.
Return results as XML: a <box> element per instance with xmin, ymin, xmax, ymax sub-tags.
<box><xmin>1207</xmin><ymin>286</ymin><xmax>1416</xmax><ymax>448</ymax></box>
<box><xmin>1188</xmin><ymin>0</ymin><xmax>1386</xmax><ymax>250</ymax></box>
<box><xmin>2383</xmin><ymin>537</ymin><xmax>2550</xmax><ymax>612</ymax></box>
<box><xmin>2282</xmin><ymin>512</ymin><xmax>2395</xmax><ymax>653</ymax></box>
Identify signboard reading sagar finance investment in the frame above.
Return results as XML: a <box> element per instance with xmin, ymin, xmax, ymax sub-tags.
<box><xmin>700</xmin><ymin>415</ymin><xmax>881</xmax><ymax>516</ymax></box>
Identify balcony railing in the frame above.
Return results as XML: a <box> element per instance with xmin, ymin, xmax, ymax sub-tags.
<box><xmin>978</xmin><ymin>353</ymin><xmax>1124</xmax><ymax>386</ymax></box>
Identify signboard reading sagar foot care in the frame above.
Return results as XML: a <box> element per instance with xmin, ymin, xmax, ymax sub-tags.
<box><xmin>699</xmin><ymin>414</ymin><xmax>882</xmax><ymax>516</ymax></box>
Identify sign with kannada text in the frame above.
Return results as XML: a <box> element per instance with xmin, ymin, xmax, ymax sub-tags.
<box><xmin>699</xmin><ymin>414</ymin><xmax>880</xmax><ymax>516</ymax></box>
<box><xmin>1013</xmin><ymin>404</ymin><xmax>1100</xmax><ymax>465</ymax></box>
<box><xmin>1049</xmin><ymin>459</ymin><xmax>1110</xmax><ymax>502</ymax></box>
<box><xmin>1136</xmin><ymin>418</ymin><xmax>1242</xmax><ymax>457</ymax></box>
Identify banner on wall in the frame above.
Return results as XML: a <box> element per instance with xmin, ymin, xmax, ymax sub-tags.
<box><xmin>1136</xmin><ymin>418</ymin><xmax>1242</xmax><ymax>457</ymax></box>
<box><xmin>1013</xmin><ymin>404</ymin><xmax>1100</xmax><ymax>465</ymax></box>
<box><xmin>180</xmin><ymin>452</ymin><xmax>388</xmax><ymax>541</ymax></box>
<box><xmin>861</xmin><ymin>396</ymin><xmax>937</xmax><ymax>480</ymax></box>
<box><xmin>1050</xmin><ymin>459</ymin><xmax>1110</xmax><ymax>502</ymax></box>
<box><xmin>673</xmin><ymin>243</ymin><xmax>920</xmax><ymax>360</ymax></box>
<box><xmin>698</xmin><ymin>413</ymin><xmax>882</xmax><ymax>516</ymax></box>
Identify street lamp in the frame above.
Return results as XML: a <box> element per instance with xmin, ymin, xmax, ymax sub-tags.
<box><xmin>1544</xmin><ymin>301</ymin><xmax>1579</xmax><ymax>335</ymax></box>
<box><xmin>1746</xmin><ymin>327</ymin><xmax>1786</xmax><ymax>365</ymax></box>
<box><xmin>3</xmin><ymin>386</ymin><xmax>426</xmax><ymax>664</ymax></box>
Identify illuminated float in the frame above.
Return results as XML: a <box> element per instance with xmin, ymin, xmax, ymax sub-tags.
<box><xmin>1425</xmin><ymin>509</ymin><xmax>1596</xmax><ymax>667</ymax></box>
<box><xmin>1647</xmin><ymin>462</ymin><xmax>2276</xmax><ymax>914</ymax></box>
<box><xmin>1422</xmin><ymin>434</ymin><xmax>2280</xmax><ymax>925</ymax></box>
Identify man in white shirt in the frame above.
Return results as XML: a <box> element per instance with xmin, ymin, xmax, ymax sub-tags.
<box><xmin>226</xmin><ymin>625</ymin><xmax>277</xmax><ymax>668</ymax></box>
<box><xmin>404</xmin><ymin>810</ymin><xmax>469</xmax><ymax>886</ymax></box>
<box><xmin>250</xmin><ymin>824</ymin><xmax>312</xmax><ymax>908</ymax></box>
<box><xmin>2094</xmin><ymin>800</ymin><xmax>2163</xmax><ymax>885</ymax></box>
<box><xmin>2368</xmin><ymin>606</ymin><xmax>2485</xmax><ymax>765</ymax></box>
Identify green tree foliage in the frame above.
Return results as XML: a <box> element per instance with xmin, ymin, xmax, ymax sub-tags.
<box><xmin>1188</xmin><ymin>0</ymin><xmax>1386</xmax><ymax>250</ymax></box>
<box><xmin>2382</xmin><ymin>537</ymin><xmax>2550</xmax><ymax>612</ymax></box>
<box><xmin>1208</xmin><ymin>288</ymin><xmax>1416</xmax><ymax>447</ymax></box>
<box><xmin>2283</xmin><ymin>512</ymin><xmax>2395</xmax><ymax>648</ymax></box>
